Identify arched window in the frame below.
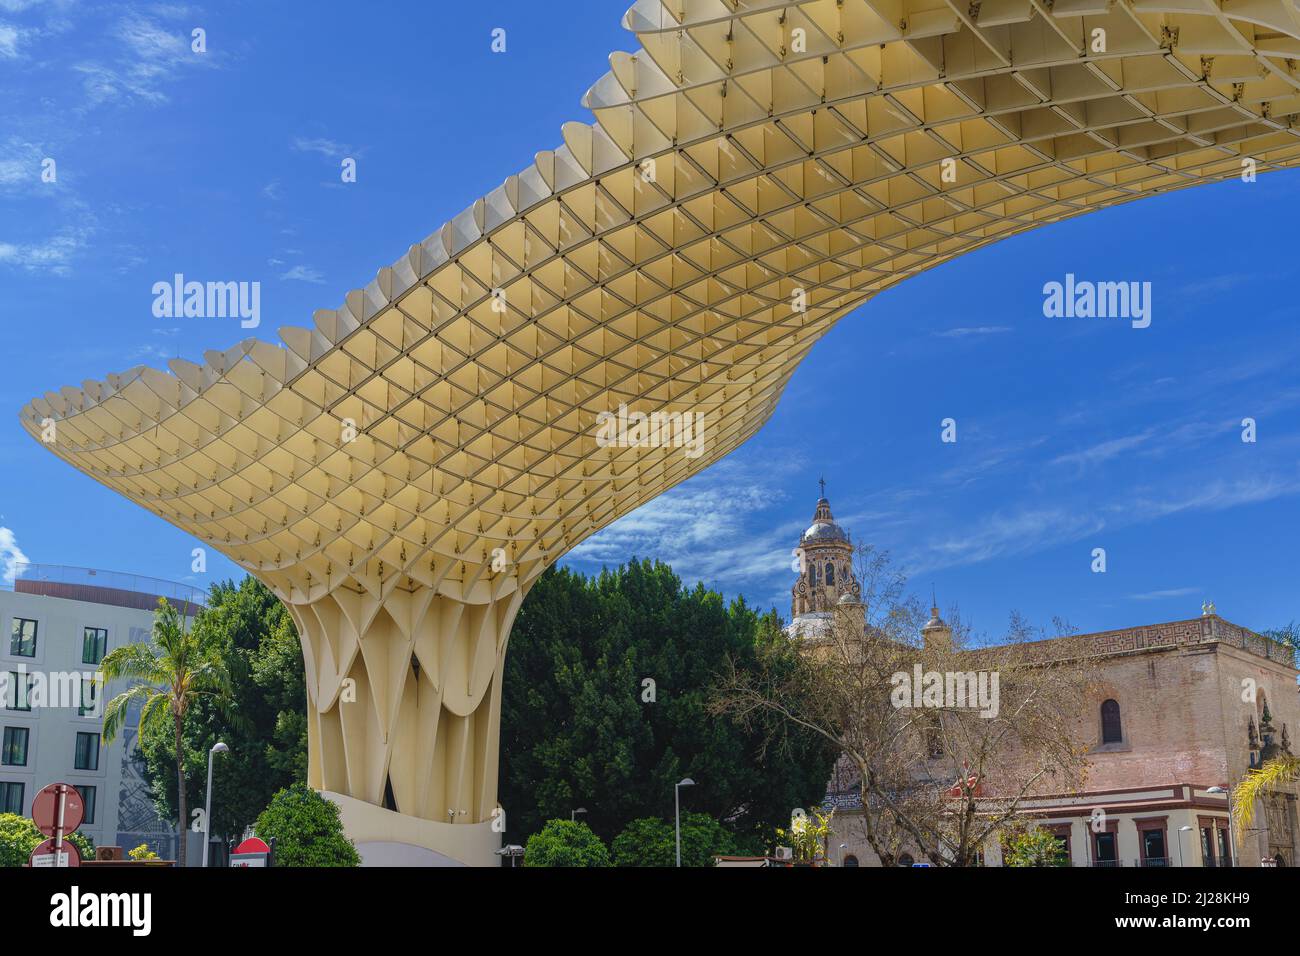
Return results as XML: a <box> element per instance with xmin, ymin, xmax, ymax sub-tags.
<box><xmin>842</xmin><ymin>854</ymin><xmax>859</xmax><ymax>867</ymax></box>
<box><xmin>826</xmin><ymin>562</ymin><xmax>835</xmax><ymax>585</ymax></box>
<box><xmin>1101</xmin><ymin>699</ymin><xmax>1123</xmax><ymax>744</ymax></box>
<box><xmin>811</xmin><ymin>562</ymin><xmax>819</xmax><ymax>585</ymax></box>
<box><xmin>898</xmin><ymin>852</ymin><xmax>914</xmax><ymax>867</ymax></box>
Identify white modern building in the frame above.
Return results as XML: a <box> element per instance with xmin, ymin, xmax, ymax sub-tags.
<box><xmin>0</xmin><ymin>564</ymin><xmax>204</xmax><ymax>858</ymax></box>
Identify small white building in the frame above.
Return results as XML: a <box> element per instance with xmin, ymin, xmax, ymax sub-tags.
<box><xmin>0</xmin><ymin>564</ymin><xmax>204</xmax><ymax>858</ymax></box>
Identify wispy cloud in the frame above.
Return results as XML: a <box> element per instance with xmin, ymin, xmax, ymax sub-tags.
<box><xmin>934</xmin><ymin>326</ymin><xmax>1012</xmax><ymax>338</ymax></box>
<box><xmin>1125</xmin><ymin>587</ymin><xmax>1199</xmax><ymax>601</ymax></box>
<box><xmin>0</xmin><ymin>22</ymin><xmax>21</xmax><ymax>58</ymax></box>
<box><xmin>75</xmin><ymin>15</ymin><xmax>217</xmax><ymax>108</ymax></box>
<box><xmin>0</xmin><ymin>227</ymin><xmax>88</xmax><ymax>275</ymax></box>
<box><xmin>0</xmin><ymin>526</ymin><xmax>29</xmax><ymax>584</ymax></box>
<box><xmin>293</xmin><ymin>136</ymin><xmax>351</xmax><ymax>157</ymax></box>
<box><xmin>281</xmin><ymin>264</ymin><xmax>324</xmax><ymax>283</ymax></box>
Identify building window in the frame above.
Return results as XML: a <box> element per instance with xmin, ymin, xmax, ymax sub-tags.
<box><xmin>78</xmin><ymin>679</ymin><xmax>98</xmax><ymax>718</ymax></box>
<box><xmin>1</xmin><ymin>727</ymin><xmax>28</xmax><ymax>766</ymax></box>
<box><xmin>82</xmin><ymin>627</ymin><xmax>108</xmax><ymax>665</ymax></box>
<box><xmin>0</xmin><ymin>781</ymin><xmax>23</xmax><ymax>814</ymax></box>
<box><xmin>74</xmin><ymin>732</ymin><xmax>99</xmax><ymax>771</ymax></box>
<box><xmin>1138</xmin><ymin>823</ymin><xmax>1168</xmax><ymax>866</ymax></box>
<box><xmin>1093</xmin><ymin>830</ymin><xmax>1118</xmax><ymax>865</ymax></box>
<box><xmin>843</xmin><ymin>854</ymin><xmax>859</xmax><ymax>867</ymax></box>
<box><xmin>76</xmin><ymin>785</ymin><xmax>96</xmax><ymax>825</ymax></box>
<box><xmin>6</xmin><ymin>672</ymin><xmax>32</xmax><ymax>711</ymax></box>
<box><xmin>897</xmin><ymin>853</ymin><xmax>914</xmax><ymax>867</ymax></box>
<box><xmin>1100</xmin><ymin>699</ymin><xmax>1123</xmax><ymax>744</ymax></box>
<box><xmin>826</xmin><ymin>562</ymin><xmax>835</xmax><ymax>585</ymax></box>
<box><xmin>9</xmin><ymin>618</ymin><xmax>37</xmax><ymax>658</ymax></box>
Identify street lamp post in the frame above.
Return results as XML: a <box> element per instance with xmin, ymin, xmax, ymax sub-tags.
<box><xmin>202</xmin><ymin>741</ymin><xmax>229</xmax><ymax>868</ymax></box>
<box><xmin>1207</xmin><ymin>786</ymin><xmax>1234</xmax><ymax>866</ymax></box>
<box><xmin>675</xmin><ymin>778</ymin><xmax>695</xmax><ymax>868</ymax></box>
<box><xmin>1177</xmin><ymin>825</ymin><xmax>1193</xmax><ymax>867</ymax></box>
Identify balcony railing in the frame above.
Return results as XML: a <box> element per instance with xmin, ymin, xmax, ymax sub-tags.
<box><xmin>1138</xmin><ymin>857</ymin><xmax>1172</xmax><ymax>867</ymax></box>
<box><xmin>1089</xmin><ymin>859</ymin><xmax>1122</xmax><ymax>867</ymax></box>
<box><xmin>1203</xmin><ymin>856</ymin><xmax>1234</xmax><ymax>868</ymax></box>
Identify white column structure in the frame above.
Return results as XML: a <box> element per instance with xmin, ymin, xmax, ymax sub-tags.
<box><xmin>21</xmin><ymin>0</ymin><xmax>1300</xmax><ymax>864</ymax></box>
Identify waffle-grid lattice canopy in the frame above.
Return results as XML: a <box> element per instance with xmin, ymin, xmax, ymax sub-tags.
<box><xmin>20</xmin><ymin>0</ymin><xmax>1300</xmax><ymax>850</ymax></box>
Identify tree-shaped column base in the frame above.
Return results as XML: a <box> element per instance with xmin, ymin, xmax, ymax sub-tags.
<box><xmin>286</xmin><ymin>581</ymin><xmax>527</xmax><ymax>866</ymax></box>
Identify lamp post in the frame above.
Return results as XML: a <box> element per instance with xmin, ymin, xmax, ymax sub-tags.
<box><xmin>838</xmin><ymin>843</ymin><xmax>848</xmax><ymax>867</ymax></box>
<box><xmin>202</xmin><ymin>741</ymin><xmax>229</xmax><ymax>867</ymax></box>
<box><xmin>675</xmin><ymin>778</ymin><xmax>695</xmax><ymax>868</ymax></box>
<box><xmin>1177</xmin><ymin>825</ymin><xmax>1193</xmax><ymax>867</ymax></box>
<box><xmin>1207</xmin><ymin>786</ymin><xmax>1234</xmax><ymax>866</ymax></box>
<box><xmin>571</xmin><ymin>807</ymin><xmax>587</xmax><ymax>823</ymax></box>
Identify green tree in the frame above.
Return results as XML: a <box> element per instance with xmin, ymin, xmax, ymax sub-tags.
<box><xmin>0</xmin><ymin>814</ymin><xmax>93</xmax><ymax>866</ymax></box>
<box><xmin>254</xmin><ymin>784</ymin><xmax>360</xmax><ymax>867</ymax></box>
<box><xmin>137</xmin><ymin>577</ymin><xmax>307</xmax><ymax>841</ymax></box>
<box><xmin>1003</xmin><ymin>825</ymin><xmax>1068</xmax><ymax>867</ymax></box>
<box><xmin>100</xmin><ymin>597</ymin><xmax>233</xmax><ymax>867</ymax></box>
<box><xmin>500</xmin><ymin>561</ymin><xmax>836</xmax><ymax>850</ymax></box>
<box><xmin>523</xmin><ymin>819</ymin><xmax>610</xmax><ymax>867</ymax></box>
<box><xmin>611</xmin><ymin>812</ymin><xmax>733</xmax><ymax>867</ymax></box>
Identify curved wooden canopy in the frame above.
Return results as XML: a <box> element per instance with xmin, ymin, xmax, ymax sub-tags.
<box><xmin>22</xmin><ymin>0</ymin><xmax>1300</xmax><ymax>610</ymax></box>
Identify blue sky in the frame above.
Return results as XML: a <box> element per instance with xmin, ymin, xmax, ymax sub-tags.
<box><xmin>1</xmin><ymin>0</ymin><xmax>1297</xmax><ymax>641</ymax></box>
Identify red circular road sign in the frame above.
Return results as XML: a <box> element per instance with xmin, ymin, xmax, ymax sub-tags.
<box><xmin>31</xmin><ymin>783</ymin><xmax>85</xmax><ymax>837</ymax></box>
<box><xmin>29</xmin><ymin>837</ymin><xmax>82</xmax><ymax>868</ymax></box>
<box><xmin>233</xmin><ymin>837</ymin><xmax>270</xmax><ymax>855</ymax></box>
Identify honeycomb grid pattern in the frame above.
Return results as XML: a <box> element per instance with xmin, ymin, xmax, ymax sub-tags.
<box><xmin>20</xmin><ymin>0</ymin><xmax>1300</xmax><ymax>839</ymax></box>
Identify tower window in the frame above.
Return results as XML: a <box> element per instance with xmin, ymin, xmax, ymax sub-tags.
<box><xmin>826</xmin><ymin>562</ymin><xmax>834</xmax><ymax>585</ymax></box>
<box><xmin>1100</xmin><ymin>699</ymin><xmax>1123</xmax><ymax>744</ymax></box>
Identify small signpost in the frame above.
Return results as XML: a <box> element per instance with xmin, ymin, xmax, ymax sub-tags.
<box><xmin>230</xmin><ymin>836</ymin><xmax>271</xmax><ymax>867</ymax></box>
<box><xmin>30</xmin><ymin>782</ymin><xmax>85</xmax><ymax>869</ymax></box>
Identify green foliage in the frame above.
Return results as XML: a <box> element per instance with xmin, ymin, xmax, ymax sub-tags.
<box><xmin>138</xmin><ymin>578</ymin><xmax>307</xmax><ymax>840</ymax></box>
<box><xmin>1003</xmin><ymin>825</ymin><xmax>1068</xmax><ymax>867</ymax></box>
<box><xmin>523</xmin><ymin>819</ymin><xmax>611</xmax><ymax>867</ymax></box>
<box><xmin>611</xmin><ymin>812</ymin><xmax>733</xmax><ymax>867</ymax></box>
<box><xmin>129</xmin><ymin>843</ymin><xmax>159</xmax><ymax>861</ymax></box>
<box><xmin>0</xmin><ymin>814</ymin><xmax>91</xmax><ymax>866</ymax></box>
<box><xmin>500</xmin><ymin>561</ymin><xmax>836</xmax><ymax>849</ymax></box>
<box><xmin>254</xmin><ymin>784</ymin><xmax>360</xmax><ymax>867</ymax></box>
<box><xmin>0</xmin><ymin>814</ymin><xmax>41</xmax><ymax>867</ymax></box>
<box><xmin>99</xmin><ymin>596</ymin><xmax>234</xmax><ymax>867</ymax></box>
<box><xmin>775</xmin><ymin>808</ymin><xmax>832</xmax><ymax>864</ymax></box>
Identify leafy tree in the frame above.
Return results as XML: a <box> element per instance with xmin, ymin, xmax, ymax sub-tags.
<box><xmin>500</xmin><ymin>561</ymin><xmax>836</xmax><ymax>850</ymax></box>
<box><xmin>523</xmin><ymin>819</ymin><xmax>610</xmax><ymax>867</ymax></box>
<box><xmin>254</xmin><ymin>784</ymin><xmax>359</xmax><ymax>867</ymax></box>
<box><xmin>611</xmin><ymin>812</ymin><xmax>733</xmax><ymax>867</ymax></box>
<box><xmin>0</xmin><ymin>814</ymin><xmax>92</xmax><ymax>866</ymax></box>
<box><xmin>1003</xmin><ymin>825</ymin><xmax>1068</xmax><ymax>866</ymax></box>
<box><xmin>100</xmin><ymin>597</ymin><xmax>233</xmax><ymax>867</ymax></box>
<box><xmin>137</xmin><ymin>577</ymin><xmax>307</xmax><ymax>841</ymax></box>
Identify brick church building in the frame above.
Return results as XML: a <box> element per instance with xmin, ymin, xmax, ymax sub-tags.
<box><xmin>787</xmin><ymin>492</ymin><xmax>1299</xmax><ymax>867</ymax></box>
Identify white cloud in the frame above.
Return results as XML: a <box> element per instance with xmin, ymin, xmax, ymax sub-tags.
<box><xmin>934</xmin><ymin>326</ymin><xmax>1012</xmax><ymax>338</ymax></box>
<box><xmin>293</xmin><ymin>137</ymin><xmax>351</xmax><ymax>157</ymax></box>
<box><xmin>0</xmin><ymin>228</ymin><xmax>86</xmax><ymax>275</ymax></box>
<box><xmin>281</xmin><ymin>264</ymin><xmax>324</xmax><ymax>283</ymax></box>
<box><xmin>0</xmin><ymin>527</ymin><xmax>29</xmax><ymax>584</ymax></box>
<box><xmin>0</xmin><ymin>23</ymin><xmax>20</xmax><ymax>58</ymax></box>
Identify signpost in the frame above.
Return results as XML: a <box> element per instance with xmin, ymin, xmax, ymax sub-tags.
<box><xmin>30</xmin><ymin>783</ymin><xmax>85</xmax><ymax>869</ymax></box>
<box><xmin>30</xmin><ymin>838</ymin><xmax>82</xmax><ymax>868</ymax></box>
<box><xmin>230</xmin><ymin>837</ymin><xmax>271</xmax><ymax>867</ymax></box>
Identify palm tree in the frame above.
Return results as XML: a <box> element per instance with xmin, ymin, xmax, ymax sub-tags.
<box><xmin>1232</xmin><ymin>756</ymin><xmax>1300</xmax><ymax>850</ymax></box>
<box><xmin>99</xmin><ymin>597</ymin><xmax>231</xmax><ymax>867</ymax></box>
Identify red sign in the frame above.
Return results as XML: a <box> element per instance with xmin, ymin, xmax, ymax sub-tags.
<box><xmin>29</xmin><ymin>838</ymin><xmax>82</xmax><ymax>868</ymax></box>
<box><xmin>31</xmin><ymin>783</ymin><xmax>84</xmax><ymax>837</ymax></box>
<box><xmin>231</xmin><ymin>836</ymin><xmax>271</xmax><ymax>867</ymax></box>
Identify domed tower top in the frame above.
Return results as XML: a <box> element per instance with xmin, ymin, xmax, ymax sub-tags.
<box><xmin>790</xmin><ymin>479</ymin><xmax>858</xmax><ymax>628</ymax></box>
<box><xmin>802</xmin><ymin>480</ymin><xmax>850</xmax><ymax>547</ymax></box>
